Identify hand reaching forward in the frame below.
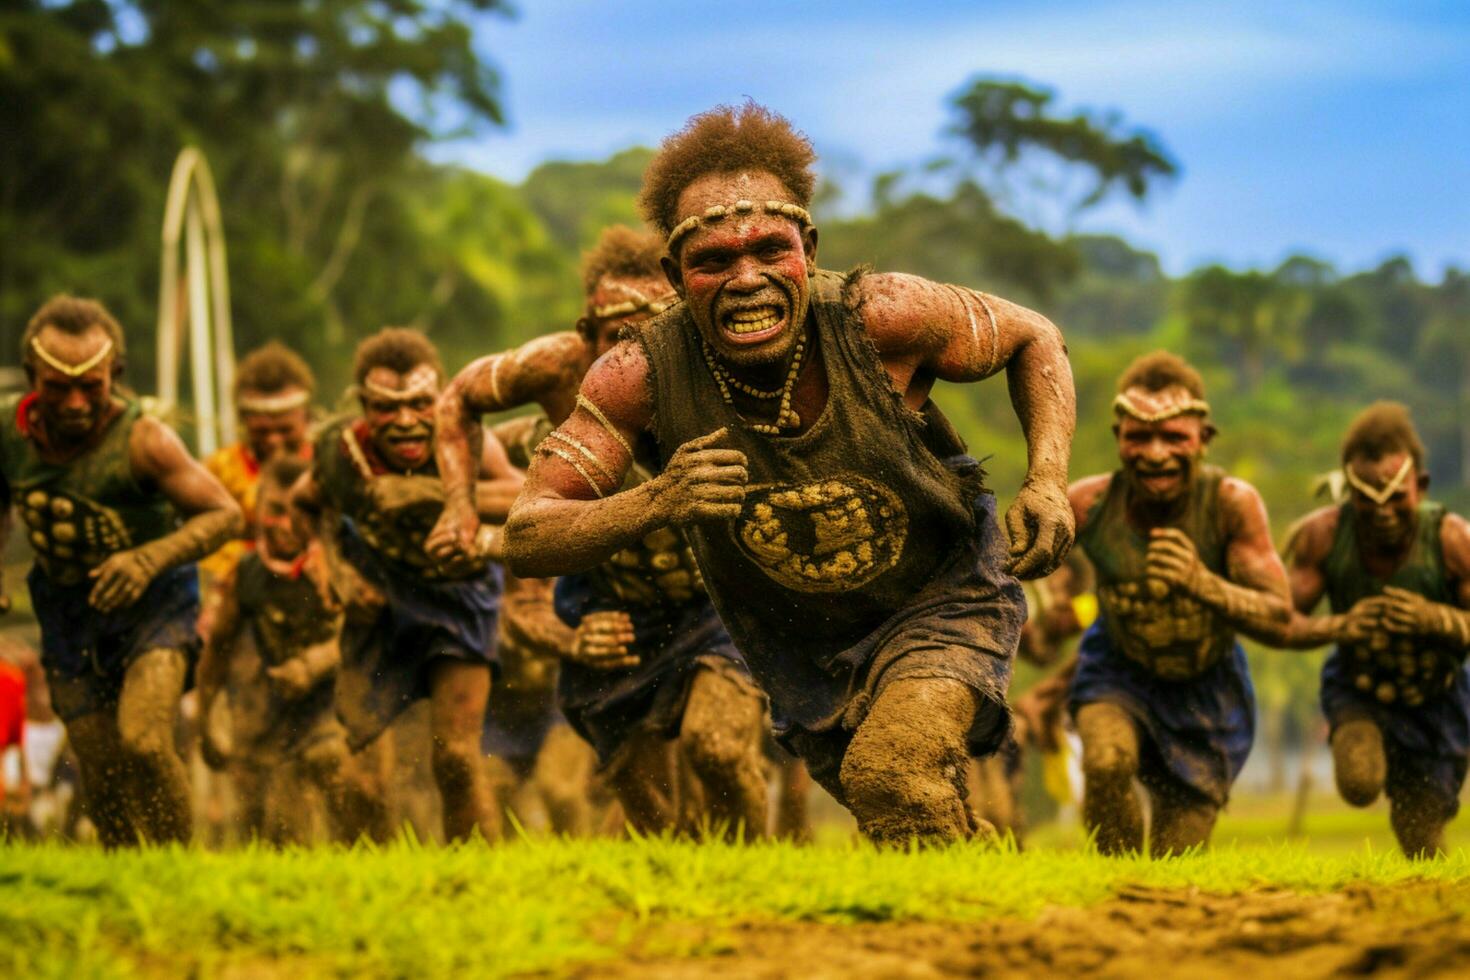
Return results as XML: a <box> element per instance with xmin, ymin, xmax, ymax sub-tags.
<box><xmin>1005</xmin><ymin>479</ymin><xmax>1074</xmax><ymax>580</ymax></box>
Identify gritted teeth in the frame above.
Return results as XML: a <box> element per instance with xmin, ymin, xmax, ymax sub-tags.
<box><xmin>723</xmin><ymin>306</ymin><xmax>784</xmax><ymax>335</ymax></box>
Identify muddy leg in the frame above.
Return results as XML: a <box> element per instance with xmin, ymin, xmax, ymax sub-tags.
<box><xmin>677</xmin><ymin>666</ymin><xmax>768</xmax><ymax>841</ymax></box>
<box><xmin>1331</xmin><ymin>717</ymin><xmax>1386</xmax><ymax>807</ymax></box>
<box><xmin>115</xmin><ymin>648</ymin><xmax>192</xmax><ymax>844</ymax></box>
<box><xmin>1386</xmin><ymin>775</ymin><xmax>1450</xmax><ymax>859</ymax></box>
<box><xmin>606</xmin><ymin>730</ymin><xmax>679</xmax><ymax>834</ymax></box>
<box><xmin>1076</xmin><ymin>702</ymin><xmax>1144</xmax><ymax>855</ymax></box>
<box><xmin>338</xmin><ymin>733</ymin><xmax>394</xmax><ymax>843</ymax></box>
<box><xmin>1148</xmin><ymin>784</ymin><xmax>1219</xmax><ymax>856</ymax></box>
<box><xmin>427</xmin><ymin>659</ymin><xmax>497</xmax><ymax>842</ymax></box>
<box><xmin>231</xmin><ymin>762</ymin><xmax>269</xmax><ymax>844</ymax></box>
<box><xmin>774</xmin><ymin>756</ymin><xmax>813</xmax><ymax>843</ymax></box>
<box><xmin>65</xmin><ymin>711</ymin><xmax>136</xmax><ymax>847</ymax></box>
<box><xmin>533</xmin><ymin>725</ymin><xmax>596</xmax><ymax>837</ymax></box>
<box><xmin>299</xmin><ymin>733</ymin><xmax>356</xmax><ymax>844</ymax></box>
<box><xmin>839</xmin><ymin>678</ymin><xmax>978</xmax><ymax>846</ymax></box>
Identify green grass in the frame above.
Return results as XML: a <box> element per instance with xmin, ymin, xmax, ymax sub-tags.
<box><xmin>5</xmin><ymin>833</ymin><xmax>1470</xmax><ymax>978</ymax></box>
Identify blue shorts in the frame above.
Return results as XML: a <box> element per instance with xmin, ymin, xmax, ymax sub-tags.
<box><xmin>1321</xmin><ymin>649</ymin><xmax>1470</xmax><ymax>817</ymax></box>
<box><xmin>553</xmin><ymin>573</ymin><xmax>750</xmax><ymax>764</ymax></box>
<box><xmin>335</xmin><ymin>520</ymin><xmax>501</xmax><ymax>749</ymax></box>
<box><xmin>1069</xmin><ymin>617</ymin><xmax>1255</xmax><ymax>806</ymax></box>
<box><xmin>29</xmin><ymin>562</ymin><xmax>201</xmax><ymax>722</ymax></box>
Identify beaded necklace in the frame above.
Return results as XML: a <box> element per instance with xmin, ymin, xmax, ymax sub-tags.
<box><xmin>700</xmin><ymin>332</ymin><xmax>806</xmax><ymax>435</ymax></box>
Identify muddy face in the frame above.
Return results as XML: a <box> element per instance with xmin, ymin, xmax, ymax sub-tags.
<box><xmin>256</xmin><ymin>480</ymin><xmax>304</xmax><ymax>559</ymax></box>
<box><xmin>665</xmin><ymin>171</ymin><xmax>817</xmax><ymax>369</ymax></box>
<box><xmin>29</xmin><ymin>324</ymin><xmax>115</xmax><ymax>444</ymax></box>
<box><xmin>1347</xmin><ymin>451</ymin><xmax>1422</xmax><ymax>552</ymax></box>
<box><xmin>580</xmin><ymin>274</ymin><xmax>674</xmax><ymax>360</ymax></box>
<box><xmin>1115</xmin><ymin>406</ymin><xmax>1209</xmax><ymax>505</ymax></box>
<box><xmin>239</xmin><ymin>389</ymin><xmax>310</xmax><ymax>463</ymax></box>
<box><xmin>360</xmin><ymin>364</ymin><xmax>439</xmax><ymax>472</ymax></box>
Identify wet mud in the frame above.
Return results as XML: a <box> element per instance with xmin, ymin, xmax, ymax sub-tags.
<box><xmin>570</xmin><ymin>882</ymin><xmax>1470</xmax><ymax>979</ymax></box>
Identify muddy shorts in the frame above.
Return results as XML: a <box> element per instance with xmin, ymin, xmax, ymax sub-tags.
<box><xmin>1068</xmin><ymin>617</ymin><xmax>1254</xmax><ymax>807</ymax></box>
<box><xmin>767</xmin><ymin>491</ymin><xmax>1022</xmax><ymax>804</ymax></box>
<box><xmin>481</xmin><ymin>671</ymin><xmax>563</xmax><ymax>779</ymax></box>
<box><xmin>29</xmin><ymin>563</ymin><xmax>201</xmax><ymax>722</ymax></box>
<box><xmin>334</xmin><ymin>520</ymin><xmax>501</xmax><ymax>750</ymax></box>
<box><xmin>553</xmin><ymin>574</ymin><xmax>754</xmax><ymax>765</ymax></box>
<box><xmin>1321</xmin><ymin>649</ymin><xmax>1470</xmax><ymax>817</ymax></box>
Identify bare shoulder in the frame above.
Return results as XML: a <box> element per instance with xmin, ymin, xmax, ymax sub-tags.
<box><xmin>1219</xmin><ymin>476</ymin><xmax>1268</xmax><ymax>518</ymax></box>
<box><xmin>1285</xmin><ymin>505</ymin><xmax>1341</xmax><ymax>566</ymax></box>
<box><xmin>851</xmin><ymin>271</ymin><xmax>948</xmax><ymax>356</ymax></box>
<box><xmin>1068</xmin><ymin>473</ymin><xmax>1113</xmax><ymax>529</ymax></box>
<box><xmin>1438</xmin><ymin>510</ymin><xmax>1470</xmax><ymax>579</ymax></box>
<box><xmin>578</xmin><ymin>339</ymin><xmax>653</xmax><ymax>432</ymax></box>
<box><xmin>128</xmin><ymin>413</ymin><xmax>190</xmax><ymax>475</ymax></box>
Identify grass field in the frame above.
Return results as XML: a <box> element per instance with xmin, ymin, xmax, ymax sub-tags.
<box><xmin>7</xmin><ymin>798</ymin><xmax>1470</xmax><ymax>979</ymax></box>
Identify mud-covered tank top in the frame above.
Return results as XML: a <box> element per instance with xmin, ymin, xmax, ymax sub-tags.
<box><xmin>234</xmin><ymin>551</ymin><xmax>338</xmax><ymax>664</ymax></box>
<box><xmin>1078</xmin><ymin>466</ymin><xmax>1232</xmax><ymax>680</ymax></box>
<box><xmin>632</xmin><ymin>268</ymin><xmax>982</xmax><ymax>662</ymax></box>
<box><xmin>313</xmin><ymin>417</ymin><xmax>480</xmax><ymax>581</ymax></box>
<box><xmin>1324</xmin><ymin>501</ymin><xmax>1462</xmax><ymax>706</ymax></box>
<box><xmin>0</xmin><ymin>394</ymin><xmax>177</xmax><ymax>584</ymax></box>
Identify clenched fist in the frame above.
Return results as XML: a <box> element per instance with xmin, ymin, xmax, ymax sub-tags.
<box><xmin>1145</xmin><ymin>528</ymin><xmax>1207</xmax><ymax>596</ymax></box>
<box><xmin>649</xmin><ymin>428</ymin><xmax>748</xmax><ymax>526</ymax></box>
<box><xmin>1005</xmin><ymin>479</ymin><xmax>1073</xmax><ymax>580</ymax></box>
<box><xmin>425</xmin><ymin>495</ymin><xmax>479</xmax><ymax>565</ymax></box>
<box><xmin>569</xmin><ymin>610</ymin><xmax>640</xmax><ymax>671</ymax></box>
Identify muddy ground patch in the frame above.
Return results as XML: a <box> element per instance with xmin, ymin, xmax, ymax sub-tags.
<box><xmin>573</xmin><ymin>882</ymin><xmax>1470</xmax><ymax>978</ymax></box>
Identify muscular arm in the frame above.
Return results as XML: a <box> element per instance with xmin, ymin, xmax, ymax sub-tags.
<box><xmin>435</xmin><ymin>333</ymin><xmax>586</xmax><ymax>519</ymax></box>
<box><xmin>89</xmin><ymin>417</ymin><xmax>244</xmax><ymax>612</ymax></box>
<box><xmin>504</xmin><ymin>341</ymin><xmax>747</xmax><ymax>578</ymax></box>
<box><xmin>1148</xmin><ymin>478</ymin><xmax>1290</xmax><ymax>641</ymax></box>
<box><xmin>473</xmin><ymin>425</ymin><xmax>524</xmax><ymax>522</ymax></box>
<box><xmin>1269</xmin><ymin>508</ymin><xmax>1351</xmax><ymax>648</ymax></box>
<box><xmin>860</xmin><ymin>274</ymin><xmax>1076</xmax><ymax>578</ymax></box>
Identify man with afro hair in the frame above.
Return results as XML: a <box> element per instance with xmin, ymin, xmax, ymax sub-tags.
<box><xmin>1274</xmin><ymin>402</ymin><xmax>1470</xmax><ymax>857</ymax></box>
<box><xmin>439</xmin><ymin>103</ymin><xmax>1076</xmax><ymax>845</ymax></box>
<box><xmin>432</xmin><ymin>225</ymin><xmax>770</xmax><ymax>838</ymax></box>
<box><xmin>1035</xmin><ymin>351</ymin><xmax>1291</xmax><ymax>855</ymax></box>
<box><xmin>290</xmin><ymin>326</ymin><xmax>523</xmax><ymax>841</ymax></box>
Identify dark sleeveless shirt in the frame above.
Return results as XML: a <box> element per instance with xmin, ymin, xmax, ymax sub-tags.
<box><xmin>1078</xmin><ymin>466</ymin><xmax>1232</xmax><ymax>680</ymax></box>
<box><xmin>0</xmin><ymin>394</ymin><xmax>177</xmax><ymax>585</ymax></box>
<box><xmin>632</xmin><ymin>268</ymin><xmax>983</xmax><ymax>666</ymax></box>
<box><xmin>1324</xmin><ymin>501</ymin><xmax>1462</xmax><ymax>706</ymax></box>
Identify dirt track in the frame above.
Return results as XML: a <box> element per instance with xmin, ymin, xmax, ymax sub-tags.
<box><xmin>571</xmin><ymin>882</ymin><xmax>1470</xmax><ymax>978</ymax></box>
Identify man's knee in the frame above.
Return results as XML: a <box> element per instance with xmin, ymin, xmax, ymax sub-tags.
<box><xmin>430</xmin><ymin>736</ymin><xmax>482</xmax><ymax>795</ymax></box>
<box><xmin>681</xmin><ymin>672</ymin><xmax>762</xmax><ymax>777</ymax></box>
<box><xmin>300</xmin><ymin>736</ymin><xmax>348</xmax><ymax>784</ymax></box>
<box><xmin>1332</xmin><ymin>719</ymin><xmax>1385</xmax><ymax>807</ymax></box>
<box><xmin>1077</xmin><ymin>703</ymin><xmax>1139</xmax><ymax>787</ymax></box>
<box><xmin>838</xmin><ymin>679</ymin><xmax>974</xmax><ymax>819</ymax></box>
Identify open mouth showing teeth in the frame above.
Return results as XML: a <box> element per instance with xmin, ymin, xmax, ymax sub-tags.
<box><xmin>723</xmin><ymin>306</ymin><xmax>785</xmax><ymax>337</ymax></box>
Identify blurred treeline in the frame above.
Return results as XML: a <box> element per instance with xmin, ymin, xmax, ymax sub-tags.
<box><xmin>4</xmin><ymin>2</ymin><xmax>1467</xmax><ymax>760</ymax></box>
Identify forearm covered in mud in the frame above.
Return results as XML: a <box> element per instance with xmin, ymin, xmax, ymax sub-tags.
<box><xmin>504</xmin><ymin>481</ymin><xmax>666</xmax><ymax>578</ymax></box>
<box><xmin>1190</xmin><ymin>569</ymin><xmax>1291</xmax><ymax>644</ymax></box>
<box><xmin>1005</xmin><ymin>321</ymin><xmax>1075</xmax><ymax>494</ymax></box>
<box><xmin>434</xmin><ymin>395</ymin><xmax>481</xmax><ymax>517</ymax></box>
<box><xmin>297</xmin><ymin>639</ymin><xmax>341</xmax><ymax>686</ymax></box>
<box><xmin>135</xmin><ymin>507</ymin><xmax>243</xmax><ymax>577</ymax></box>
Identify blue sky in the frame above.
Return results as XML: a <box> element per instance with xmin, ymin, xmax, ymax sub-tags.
<box><xmin>432</xmin><ymin>0</ymin><xmax>1470</xmax><ymax>278</ymax></box>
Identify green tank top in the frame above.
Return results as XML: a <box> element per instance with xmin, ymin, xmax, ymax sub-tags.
<box><xmin>632</xmin><ymin>268</ymin><xmax>982</xmax><ymax>660</ymax></box>
<box><xmin>1324</xmin><ymin>501</ymin><xmax>1461</xmax><ymax>706</ymax></box>
<box><xmin>312</xmin><ymin>417</ymin><xmax>476</xmax><ymax>580</ymax></box>
<box><xmin>0</xmin><ymin>393</ymin><xmax>177</xmax><ymax>584</ymax></box>
<box><xmin>234</xmin><ymin>551</ymin><xmax>338</xmax><ymax>663</ymax></box>
<box><xmin>1078</xmin><ymin>465</ymin><xmax>1232</xmax><ymax>679</ymax></box>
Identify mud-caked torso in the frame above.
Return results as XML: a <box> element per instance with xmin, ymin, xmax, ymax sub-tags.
<box><xmin>313</xmin><ymin>418</ymin><xmax>475</xmax><ymax>580</ymax></box>
<box><xmin>633</xmin><ymin>269</ymin><xmax>982</xmax><ymax>667</ymax></box>
<box><xmin>1079</xmin><ymin>467</ymin><xmax>1233</xmax><ymax>680</ymax></box>
<box><xmin>0</xmin><ymin>394</ymin><xmax>176</xmax><ymax>585</ymax></box>
<box><xmin>1325</xmin><ymin>502</ymin><xmax>1463</xmax><ymax>707</ymax></box>
<box><xmin>234</xmin><ymin>551</ymin><xmax>338</xmax><ymax>666</ymax></box>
